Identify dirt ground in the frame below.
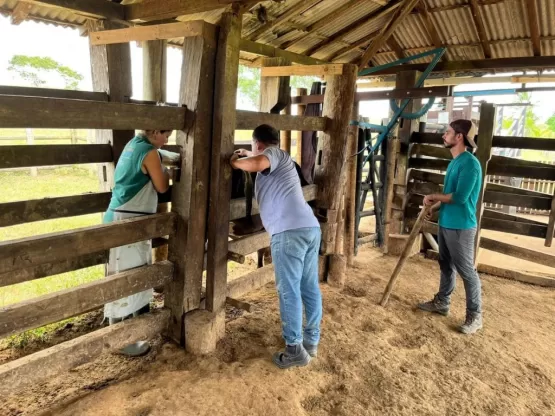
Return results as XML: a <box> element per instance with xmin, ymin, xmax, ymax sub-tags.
<box><xmin>3</xmin><ymin>242</ymin><xmax>555</xmax><ymax>416</ymax></box>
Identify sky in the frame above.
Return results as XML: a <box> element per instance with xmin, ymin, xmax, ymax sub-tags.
<box><xmin>1</xmin><ymin>15</ymin><xmax>554</xmax><ymax>124</ymax></box>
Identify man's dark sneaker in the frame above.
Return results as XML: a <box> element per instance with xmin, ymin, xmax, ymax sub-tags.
<box><xmin>303</xmin><ymin>341</ymin><xmax>318</xmax><ymax>358</ymax></box>
<box><xmin>417</xmin><ymin>294</ymin><xmax>450</xmax><ymax>316</ymax></box>
<box><xmin>272</xmin><ymin>343</ymin><xmax>311</xmax><ymax>369</ymax></box>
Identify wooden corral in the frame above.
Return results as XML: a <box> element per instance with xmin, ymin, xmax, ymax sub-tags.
<box><xmin>1</xmin><ymin>0</ymin><xmax>555</xmax><ymax>398</ymax></box>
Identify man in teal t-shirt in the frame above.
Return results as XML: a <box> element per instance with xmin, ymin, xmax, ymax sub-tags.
<box><xmin>417</xmin><ymin>119</ymin><xmax>484</xmax><ymax>335</ymax></box>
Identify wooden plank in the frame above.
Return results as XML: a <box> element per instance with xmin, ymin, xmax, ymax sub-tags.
<box><xmin>165</xmin><ymin>27</ymin><xmax>218</xmax><ymax>345</ymax></box>
<box><xmin>226</xmin><ymin>264</ymin><xmax>275</xmax><ymax>300</ymax></box>
<box><xmin>0</xmin><ymin>309</ymin><xmax>169</xmax><ymax>396</ymax></box>
<box><xmin>345</xmin><ymin>102</ymin><xmax>360</xmax><ymax>265</ymax></box>
<box><xmin>480</xmin><ymin>237</ymin><xmax>555</xmax><ymax>268</ymax></box>
<box><xmin>24</xmin><ymin>0</ymin><xmax>125</xmax><ymax>20</ymax></box>
<box><xmin>261</xmin><ymin>64</ymin><xmax>345</xmax><ymax>77</ymax></box>
<box><xmin>314</xmin><ymin>64</ymin><xmax>358</xmax><ymax>261</ymax></box>
<box><xmin>527</xmin><ymin>0</ymin><xmax>542</xmax><ymax>56</ymax></box>
<box><xmin>126</xmin><ymin>0</ymin><xmax>257</xmax><ymax>22</ymax></box>
<box><xmin>359</xmin><ymin>0</ymin><xmax>422</xmax><ymax>67</ymax></box>
<box><xmin>364</xmin><ymin>56</ymin><xmax>555</xmax><ymax>76</ymax></box>
<box><xmin>386</xmin><ymin>36</ymin><xmax>405</xmax><ymax>60</ymax></box>
<box><xmin>235</xmin><ymin>110</ymin><xmax>327</xmax><ymax>131</ymax></box>
<box><xmin>90</xmin><ymin>21</ymin><xmax>207</xmax><ymax>45</ymax></box>
<box><xmin>0</xmin><ymin>262</ymin><xmax>173</xmax><ymax>339</ymax></box>
<box><xmin>228</xmin><ymin>232</ymin><xmax>270</xmax><ymax>256</ymax></box>
<box><xmin>0</xmin><ymin>95</ymin><xmax>187</xmax><ymax>130</ymax></box>
<box><xmin>245</xmin><ymin>0</ymin><xmax>321</xmax><ymax>42</ymax></box>
<box><xmin>417</xmin><ymin>2</ymin><xmax>444</xmax><ymax>52</ymax></box>
<box><xmin>239</xmin><ymin>39</ymin><xmax>327</xmax><ymax>66</ymax></box>
<box><xmin>481</xmin><ymin>217</ymin><xmax>547</xmax><ymax>238</ymax></box>
<box><xmin>469</xmin><ymin>0</ymin><xmax>492</xmax><ymax>58</ymax></box>
<box><xmin>229</xmin><ymin>184</ymin><xmax>317</xmax><ymax>221</ymax></box>
<box><xmin>546</xmin><ymin>190</ymin><xmax>555</xmax><ymax>247</ymax></box>
<box><xmin>0</xmin><ymin>144</ymin><xmax>113</xmax><ymax>169</ymax></box>
<box><xmin>281</xmin><ymin>104</ymin><xmax>292</xmax><ymax>154</ymax></box>
<box><xmin>328</xmin><ymin>30</ymin><xmax>377</xmax><ymax>61</ymax></box>
<box><xmin>413</xmin><ymin>132</ymin><xmax>555</xmax><ymax>151</ymax></box>
<box><xmin>0</xmin><ymin>213</ymin><xmax>176</xmax><ymax>275</ymax></box>
<box><xmin>205</xmin><ymin>9</ymin><xmax>242</xmax><ymax>313</ymax></box>
<box><xmin>0</xmin><ymin>85</ymin><xmax>108</xmax><ymax>101</ymax></box>
<box><xmin>0</xmin><ymin>192</ymin><xmax>111</xmax><ymax>228</ymax></box>
<box><xmin>295</xmin><ymin>88</ymin><xmax>307</xmax><ymax>165</ymax></box>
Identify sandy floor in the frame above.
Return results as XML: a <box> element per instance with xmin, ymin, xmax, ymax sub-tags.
<box><xmin>3</xmin><ymin>244</ymin><xmax>555</xmax><ymax>416</ymax></box>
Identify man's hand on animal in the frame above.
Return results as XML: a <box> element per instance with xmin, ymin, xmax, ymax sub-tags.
<box><xmin>234</xmin><ymin>148</ymin><xmax>253</xmax><ymax>158</ymax></box>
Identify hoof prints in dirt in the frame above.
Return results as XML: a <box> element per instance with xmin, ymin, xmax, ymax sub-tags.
<box><xmin>387</xmin><ymin>333</ymin><xmax>428</xmax><ymax>350</ymax></box>
<box><xmin>341</xmin><ymin>286</ymin><xmax>367</xmax><ymax>298</ymax></box>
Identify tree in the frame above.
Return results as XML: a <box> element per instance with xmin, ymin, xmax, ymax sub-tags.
<box><xmin>8</xmin><ymin>55</ymin><xmax>83</xmax><ymax>90</ymax></box>
<box><xmin>237</xmin><ymin>64</ymin><xmax>320</xmax><ymax>109</ymax></box>
<box><xmin>547</xmin><ymin>114</ymin><xmax>555</xmax><ymax>134</ymax></box>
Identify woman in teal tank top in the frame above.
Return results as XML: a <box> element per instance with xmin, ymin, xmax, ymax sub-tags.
<box><xmin>103</xmin><ymin>129</ymin><xmax>174</xmax><ymax>325</ymax></box>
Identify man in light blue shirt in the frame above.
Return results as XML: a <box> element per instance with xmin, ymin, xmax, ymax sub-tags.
<box><xmin>231</xmin><ymin>124</ymin><xmax>322</xmax><ymax>369</ymax></box>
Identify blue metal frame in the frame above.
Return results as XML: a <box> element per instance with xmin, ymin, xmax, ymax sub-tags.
<box><xmin>356</xmin><ymin>47</ymin><xmax>447</xmax><ymax>166</ymax></box>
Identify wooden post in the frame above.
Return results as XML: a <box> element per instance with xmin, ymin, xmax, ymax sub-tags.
<box><xmin>474</xmin><ymin>102</ymin><xmax>495</xmax><ymax>265</ymax></box>
<box><xmin>143</xmin><ymin>39</ymin><xmax>170</xmax><ymax>265</ymax></box>
<box><xmin>165</xmin><ymin>24</ymin><xmax>218</xmax><ymax>345</ymax></box>
<box><xmin>344</xmin><ymin>101</ymin><xmax>359</xmax><ymax>266</ymax></box>
<box><xmin>89</xmin><ymin>20</ymin><xmax>134</xmax><ymax>191</ymax></box>
<box><xmin>25</xmin><ymin>128</ymin><xmax>37</xmax><ymax>177</ymax></box>
<box><xmin>295</xmin><ymin>88</ymin><xmax>307</xmax><ymax>164</ymax></box>
<box><xmin>545</xmin><ymin>190</ymin><xmax>555</xmax><ymax>247</ymax></box>
<box><xmin>390</xmin><ymin>71</ymin><xmax>422</xmax><ymax>234</ymax></box>
<box><xmin>383</xmin><ymin>137</ymin><xmax>400</xmax><ymax>254</ymax></box>
<box><xmin>259</xmin><ymin>57</ymin><xmax>290</xmax><ymax>114</ymax></box>
<box><xmin>205</xmin><ymin>9</ymin><xmax>242</xmax><ymax>313</ymax></box>
<box><xmin>314</xmin><ymin>64</ymin><xmax>358</xmax><ymax>286</ymax></box>
<box><xmin>280</xmin><ymin>103</ymin><xmax>292</xmax><ymax>154</ymax></box>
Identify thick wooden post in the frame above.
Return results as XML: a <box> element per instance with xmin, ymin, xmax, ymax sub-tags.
<box><xmin>295</xmin><ymin>88</ymin><xmax>307</xmax><ymax>164</ymax></box>
<box><xmin>474</xmin><ymin>103</ymin><xmax>495</xmax><ymax>265</ymax></box>
<box><xmin>143</xmin><ymin>39</ymin><xmax>169</xmax><ymax>264</ymax></box>
<box><xmin>390</xmin><ymin>71</ymin><xmax>422</xmax><ymax>234</ymax></box>
<box><xmin>259</xmin><ymin>57</ymin><xmax>290</xmax><ymax>114</ymax></box>
<box><xmin>344</xmin><ymin>101</ymin><xmax>359</xmax><ymax>266</ymax></box>
<box><xmin>383</xmin><ymin>137</ymin><xmax>400</xmax><ymax>254</ymax></box>
<box><xmin>280</xmin><ymin>103</ymin><xmax>292</xmax><ymax>153</ymax></box>
<box><xmin>205</xmin><ymin>9</ymin><xmax>242</xmax><ymax>313</ymax></box>
<box><xmin>89</xmin><ymin>20</ymin><xmax>134</xmax><ymax>191</ymax></box>
<box><xmin>165</xmin><ymin>24</ymin><xmax>218</xmax><ymax>345</ymax></box>
<box><xmin>314</xmin><ymin>64</ymin><xmax>357</xmax><ymax>285</ymax></box>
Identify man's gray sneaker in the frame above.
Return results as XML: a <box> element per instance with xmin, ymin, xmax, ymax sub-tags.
<box><xmin>459</xmin><ymin>312</ymin><xmax>483</xmax><ymax>334</ymax></box>
<box><xmin>272</xmin><ymin>344</ymin><xmax>311</xmax><ymax>369</ymax></box>
<box><xmin>303</xmin><ymin>341</ymin><xmax>318</xmax><ymax>358</ymax></box>
<box><xmin>417</xmin><ymin>294</ymin><xmax>450</xmax><ymax>316</ymax></box>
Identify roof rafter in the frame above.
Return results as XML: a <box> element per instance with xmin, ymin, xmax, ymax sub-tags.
<box><xmin>387</xmin><ymin>36</ymin><xmax>405</xmax><ymax>61</ymax></box>
<box><xmin>244</xmin><ymin>0</ymin><xmax>322</xmax><ymax>42</ymax></box>
<box><xmin>417</xmin><ymin>2</ymin><xmax>443</xmax><ymax>50</ymax></box>
<box><xmin>23</xmin><ymin>0</ymin><xmax>125</xmax><ymax>21</ymax></box>
<box><xmin>10</xmin><ymin>0</ymin><xmax>33</xmax><ymax>25</ymax></box>
<box><xmin>304</xmin><ymin>0</ymin><xmax>403</xmax><ymax>57</ymax></box>
<box><xmin>358</xmin><ymin>0</ymin><xmax>422</xmax><ymax>68</ymax></box>
<box><xmin>468</xmin><ymin>0</ymin><xmax>492</xmax><ymax>59</ymax></box>
<box><xmin>328</xmin><ymin>31</ymin><xmax>378</xmax><ymax>62</ymax></box>
<box><xmin>526</xmin><ymin>0</ymin><xmax>542</xmax><ymax>56</ymax></box>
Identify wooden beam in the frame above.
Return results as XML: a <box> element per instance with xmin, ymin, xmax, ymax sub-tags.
<box><xmin>0</xmin><ymin>309</ymin><xmax>169</xmax><ymax>396</ymax></box>
<box><xmin>226</xmin><ymin>264</ymin><xmax>275</xmax><ymax>300</ymax></box>
<box><xmin>0</xmin><ymin>95</ymin><xmax>188</xmax><ymax>130</ymax></box>
<box><xmin>417</xmin><ymin>2</ymin><xmax>443</xmax><ymax>51</ymax></box>
<box><xmin>235</xmin><ymin>110</ymin><xmax>327</xmax><ymax>131</ymax></box>
<box><xmin>240</xmin><ymin>39</ymin><xmax>326</xmax><ymax>66</ymax></box>
<box><xmin>245</xmin><ymin>0</ymin><xmax>321</xmax><ymax>42</ymax></box>
<box><xmin>280</xmin><ymin>0</ymin><xmax>361</xmax><ymax>50</ymax></box>
<box><xmin>469</xmin><ymin>0</ymin><xmax>492</xmax><ymax>59</ymax></box>
<box><xmin>546</xmin><ymin>190</ymin><xmax>555</xmax><ymax>247</ymax></box>
<box><xmin>23</xmin><ymin>0</ymin><xmax>125</xmax><ymax>21</ymax></box>
<box><xmin>205</xmin><ymin>9</ymin><xmax>242</xmax><ymax>313</ymax></box>
<box><xmin>481</xmin><ymin>217</ymin><xmax>547</xmax><ymax>238</ymax></box>
<box><xmin>0</xmin><ymin>213</ymin><xmax>176</xmax><ymax>275</ymax></box>
<box><xmin>10</xmin><ymin>1</ymin><xmax>33</xmax><ymax>25</ymax></box>
<box><xmin>228</xmin><ymin>232</ymin><xmax>270</xmax><ymax>256</ymax></box>
<box><xmin>0</xmin><ymin>262</ymin><xmax>173</xmax><ymax>339</ymax></box>
<box><xmin>261</xmin><ymin>64</ymin><xmax>345</xmax><ymax>77</ymax></box>
<box><xmin>259</xmin><ymin>57</ymin><xmax>291</xmax><ymax>114</ymax></box>
<box><xmin>229</xmin><ymin>184</ymin><xmax>317</xmax><ymax>221</ymax></box>
<box><xmin>125</xmin><ymin>0</ymin><xmax>257</xmax><ymax>22</ymax></box>
<box><xmin>363</xmin><ymin>56</ymin><xmax>555</xmax><ymax>76</ymax></box>
<box><xmin>359</xmin><ymin>0</ymin><xmax>421</xmax><ymax>67</ymax></box>
<box><xmin>305</xmin><ymin>1</ymin><xmax>403</xmax><ymax>57</ymax></box>
<box><xmin>387</xmin><ymin>36</ymin><xmax>405</xmax><ymax>61</ymax></box>
<box><xmin>480</xmin><ymin>237</ymin><xmax>555</xmax><ymax>269</ymax></box>
<box><xmin>165</xmin><ymin>26</ymin><xmax>218</xmax><ymax>345</ymax></box>
<box><xmin>412</xmin><ymin>132</ymin><xmax>555</xmax><ymax>151</ymax></box>
<box><xmin>295</xmin><ymin>87</ymin><xmax>307</xmax><ymax>164</ymax></box>
<box><xmin>90</xmin><ymin>21</ymin><xmax>209</xmax><ymax>45</ymax></box>
<box><xmin>0</xmin><ymin>85</ymin><xmax>108</xmax><ymax>101</ymax></box>
<box><xmin>329</xmin><ymin>31</ymin><xmax>377</xmax><ymax>62</ymax></box>
<box><xmin>345</xmin><ymin>101</ymin><xmax>360</xmax><ymax>264</ymax></box>
<box><xmin>0</xmin><ymin>144</ymin><xmax>112</xmax><ymax>169</ymax></box>
<box><xmin>526</xmin><ymin>0</ymin><xmax>542</xmax><ymax>56</ymax></box>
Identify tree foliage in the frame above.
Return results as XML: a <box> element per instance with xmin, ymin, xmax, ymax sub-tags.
<box><xmin>8</xmin><ymin>55</ymin><xmax>84</xmax><ymax>90</ymax></box>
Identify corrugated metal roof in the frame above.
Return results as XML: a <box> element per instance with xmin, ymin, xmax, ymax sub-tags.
<box><xmin>0</xmin><ymin>0</ymin><xmax>554</xmax><ymax>73</ymax></box>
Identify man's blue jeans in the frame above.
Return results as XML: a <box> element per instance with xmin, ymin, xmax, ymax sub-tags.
<box><xmin>270</xmin><ymin>226</ymin><xmax>322</xmax><ymax>346</ymax></box>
